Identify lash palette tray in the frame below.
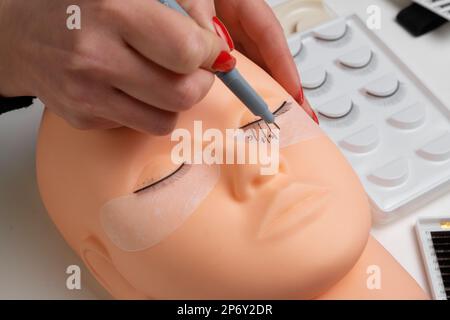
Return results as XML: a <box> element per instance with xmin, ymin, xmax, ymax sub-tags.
<box><xmin>416</xmin><ymin>218</ymin><xmax>450</xmax><ymax>300</ymax></box>
<box><xmin>287</xmin><ymin>15</ymin><xmax>450</xmax><ymax>222</ymax></box>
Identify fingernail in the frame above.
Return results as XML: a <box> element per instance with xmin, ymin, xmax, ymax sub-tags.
<box><xmin>295</xmin><ymin>87</ymin><xmax>305</xmax><ymax>106</ymax></box>
<box><xmin>312</xmin><ymin>110</ymin><xmax>320</xmax><ymax>125</ymax></box>
<box><xmin>212</xmin><ymin>16</ymin><xmax>235</xmax><ymax>51</ymax></box>
<box><xmin>212</xmin><ymin>51</ymin><xmax>236</xmax><ymax>72</ymax></box>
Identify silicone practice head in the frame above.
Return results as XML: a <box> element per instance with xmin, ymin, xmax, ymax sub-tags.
<box><xmin>36</xmin><ymin>52</ymin><xmax>426</xmax><ymax>299</ymax></box>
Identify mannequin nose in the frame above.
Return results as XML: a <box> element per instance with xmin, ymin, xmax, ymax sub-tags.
<box><xmin>231</xmin><ymin>156</ymin><xmax>288</xmax><ymax>201</ymax></box>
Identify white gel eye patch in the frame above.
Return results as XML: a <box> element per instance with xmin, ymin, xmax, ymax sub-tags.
<box><xmin>100</xmin><ymin>164</ymin><xmax>220</xmax><ymax>252</ymax></box>
<box><xmin>277</xmin><ymin>102</ymin><xmax>323</xmax><ymax>148</ymax></box>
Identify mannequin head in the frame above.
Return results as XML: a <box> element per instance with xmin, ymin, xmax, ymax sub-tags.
<box><xmin>36</xmin><ymin>52</ymin><xmax>371</xmax><ymax>299</ymax></box>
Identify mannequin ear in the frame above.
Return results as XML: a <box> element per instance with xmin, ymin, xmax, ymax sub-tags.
<box><xmin>80</xmin><ymin>236</ymin><xmax>147</xmax><ymax>300</ymax></box>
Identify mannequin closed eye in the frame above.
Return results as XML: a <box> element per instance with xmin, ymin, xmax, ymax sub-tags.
<box><xmin>240</xmin><ymin>101</ymin><xmax>291</xmax><ymax>130</ymax></box>
<box><xmin>134</xmin><ymin>163</ymin><xmax>189</xmax><ymax>194</ymax></box>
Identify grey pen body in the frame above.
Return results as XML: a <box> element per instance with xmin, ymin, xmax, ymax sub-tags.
<box><xmin>216</xmin><ymin>70</ymin><xmax>275</xmax><ymax>123</ymax></box>
<box><xmin>159</xmin><ymin>0</ymin><xmax>275</xmax><ymax>124</ymax></box>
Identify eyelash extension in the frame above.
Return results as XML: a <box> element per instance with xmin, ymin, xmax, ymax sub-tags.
<box><xmin>240</xmin><ymin>101</ymin><xmax>292</xmax><ymax>130</ymax></box>
<box><xmin>134</xmin><ymin>163</ymin><xmax>190</xmax><ymax>194</ymax></box>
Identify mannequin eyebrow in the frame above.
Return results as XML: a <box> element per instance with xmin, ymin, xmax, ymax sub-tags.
<box><xmin>134</xmin><ymin>163</ymin><xmax>187</xmax><ymax>194</ymax></box>
<box><xmin>240</xmin><ymin>101</ymin><xmax>289</xmax><ymax>130</ymax></box>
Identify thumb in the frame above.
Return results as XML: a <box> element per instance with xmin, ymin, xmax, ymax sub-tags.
<box><xmin>177</xmin><ymin>0</ymin><xmax>236</xmax><ymax>72</ymax></box>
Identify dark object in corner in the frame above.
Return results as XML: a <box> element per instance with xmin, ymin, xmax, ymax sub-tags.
<box><xmin>0</xmin><ymin>96</ymin><xmax>35</xmax><ymax>115</ymax></box>
<box><xmin>397</xmin><ymin>3</ymin><xmax>447</xmax><ymax>37</ymax></box>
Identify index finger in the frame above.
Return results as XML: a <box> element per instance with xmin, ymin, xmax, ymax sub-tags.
<box><xmin>117</xmin><ymin>0</ymin><xmax>227</xmax><ymax>74</ymax></box>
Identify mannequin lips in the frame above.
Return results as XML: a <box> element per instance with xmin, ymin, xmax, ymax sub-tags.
<box><xmin>258</xmin><ymin>183</ymin><xmax>329</xmax><ymax>239</ymax></box>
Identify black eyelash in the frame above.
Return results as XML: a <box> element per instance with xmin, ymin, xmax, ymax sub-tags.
<box><xmin>273</xmin><ymin>101</ymin><xmax>292</xmax><ymax>116</ymax></box>
<box><xmin>134</xmin><ymin>163</ymin><xmax>189</xmax><ymax>194</ymax></box>
<box><xmin>240</xmin><ymin>101</ymin><xmax>292</xmax><ymax>130</ymax></box>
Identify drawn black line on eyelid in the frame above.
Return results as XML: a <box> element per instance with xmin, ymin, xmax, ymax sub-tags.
<box><xmin>240</xmin><ymin>101</ymin><xmax>290</xmax><ymax>130</ymax></box>
<box><xmin>134</xmin><ymin>163</ymin><xmax>187</xmax><ymax>194</ymax></box>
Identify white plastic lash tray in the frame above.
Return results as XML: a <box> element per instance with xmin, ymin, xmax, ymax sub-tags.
<box><xmin>287</xmin><ymin>15</ymin><xmax>450</xmax><ymax>223</ymax></box>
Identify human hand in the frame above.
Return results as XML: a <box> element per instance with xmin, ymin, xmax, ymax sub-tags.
<box><xmin>215</xmin><ymin>0</ymin><xmax>318</xmax><ymax>123</ymax></box>
<box><xmin>0</xmin><ymin>0</ymin><xmax>232</xmax><ymax>134</ymax></box>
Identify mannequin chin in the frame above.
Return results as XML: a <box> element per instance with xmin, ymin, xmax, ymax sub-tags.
<box><xmin>36</xmin><ymin>52</ymin><xmax>428</xmax><ymax>299</ymax></box>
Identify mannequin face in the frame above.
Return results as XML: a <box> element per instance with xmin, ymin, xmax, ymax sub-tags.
<box><xmin>37</xmin><ymin>52</ymin><xmax>371</xmax><ymax>299</ymax></box>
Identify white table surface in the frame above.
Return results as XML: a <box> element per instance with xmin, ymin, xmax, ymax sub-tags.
<box><xmin>0</xmin><ymin>0</ymin><xmax>449</xmax><ymax>299</ymax></box>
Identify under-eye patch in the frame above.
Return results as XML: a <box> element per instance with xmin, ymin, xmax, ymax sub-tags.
<box><xmin>100</xmin><ymin>164</ymin><xmax>220</xmax><ymax>252</ymax></box>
